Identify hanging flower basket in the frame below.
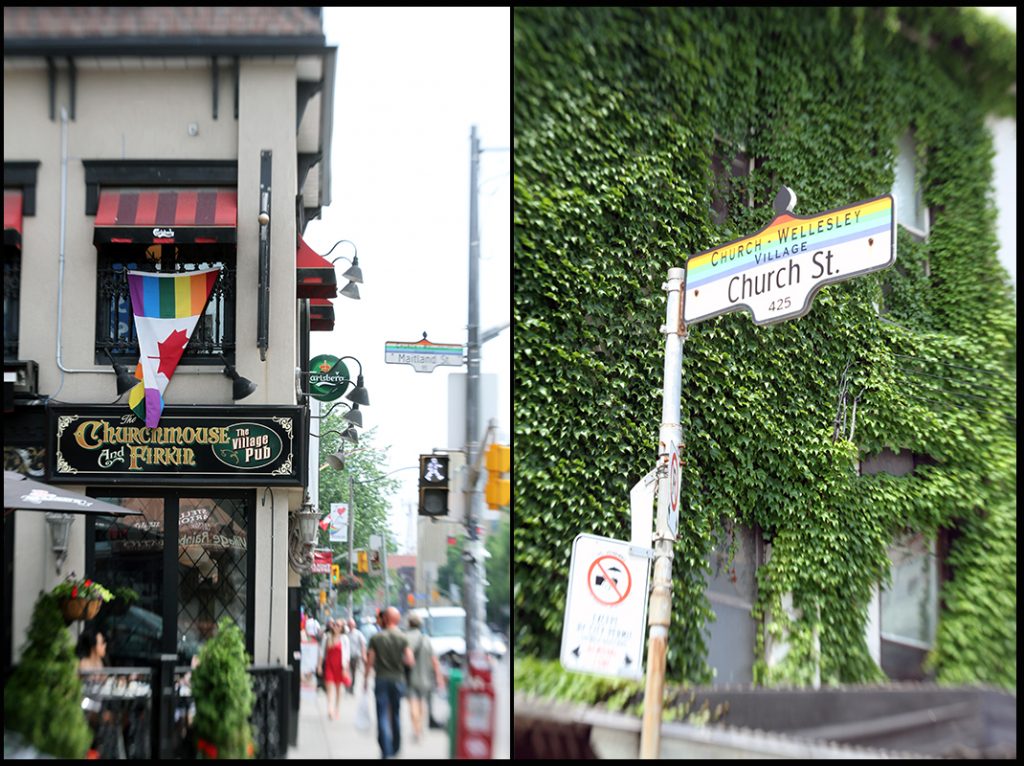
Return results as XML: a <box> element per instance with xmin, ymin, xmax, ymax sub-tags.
<box><xmin>50</xmin><ymin>573</ymin><xmax>114</xmax><ymax>622</ymax></box>
<box><xmin>60</xmin><ymin>597</ymin><xmax>102</xmax><ymax>622</ymax></box>
<box><xmin>336</xmin><ymin>574</ymin><xmax>364</xmax><ymax>592</ymax></box>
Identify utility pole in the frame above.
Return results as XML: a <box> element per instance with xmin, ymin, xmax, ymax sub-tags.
<box><xmin>639</xmin><ymin>267</ymin><xmax>686</xmax><ymax>758</ymax></box>
<box><xmin>463</xmin><ymin>125</ymin><xmax>510</xmax><ymax>657</ymax></box>
<box><xmin>464</xmin><ymin>124</ymin><xmax>484</xmax><ymax>656</ymax></box>
<box><xmin>382</xmin><ymin>527</ymin><xmax>391</xmax><ymax>605</ymax></box>
<box><xmin>347</xmin><ymin>475</ymin><xmax>355</xmax><ymax>619</ymax></box>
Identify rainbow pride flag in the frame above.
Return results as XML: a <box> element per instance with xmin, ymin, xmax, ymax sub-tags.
<box><xmin>126</xmin><ymin>267</ymin><xmax>220</xmax><ymax>428</ymax></box>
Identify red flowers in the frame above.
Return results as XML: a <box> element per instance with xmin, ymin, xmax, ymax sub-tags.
<box><xmin>71</xmin><ymin>586</ymin><xmax>79</xmax><ymax>598</ymax></box>
<box><xmin>196</xmin><ymin>738</ymin><xmax>218</xmax><ymax>759</ymax></box>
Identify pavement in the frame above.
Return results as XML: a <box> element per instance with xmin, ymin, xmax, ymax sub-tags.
<box><xmin>288</xmin><ymin>638</ymin><xmax>510</xmax><ymax>760</ymax></box>
<box><xmin>288</xmin><ymin>664</ymin><xmax>452</xmax><ymax>760</ymax></box>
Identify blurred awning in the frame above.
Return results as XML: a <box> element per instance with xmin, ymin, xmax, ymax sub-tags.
<box><xmin>4</xmin><ymin>471</ymin><xmax>143</xmax><ymax>515</ymax></box>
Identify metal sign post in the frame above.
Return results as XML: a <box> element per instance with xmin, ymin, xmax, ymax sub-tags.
<box><xmin>639</xmin><ymin>267</ymin><xmax>686</xmax><ymax>759</ymax></box>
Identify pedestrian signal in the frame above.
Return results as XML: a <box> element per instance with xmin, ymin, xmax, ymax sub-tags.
<box><xmin>356</xmin><ymin>549</ymin><xmax>369</xmax><ymax>573</ymax></box>
<box><xmin>369</xmin><ymin>549</ymin><xmax>382</xmax><ymax>574</ymax></box>
<box><xmin>418</xmin><ymin>453</ymin><xmax>450</xmax><ymax>517</ymax></box>
<box><xmin>484</xmin><ymin>443</ymin><xmax>511</xmax><ymax>509</ymax></box>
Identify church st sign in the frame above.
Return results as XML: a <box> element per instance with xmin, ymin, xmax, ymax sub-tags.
<box><xmin>684</xmin><ymin>189</ymin><xmax>896</xmax><ymax>326</ymax></box>
<box><xmin>47</xmin><ymin>404</ymin><xmax>305</xmax><ymax>486</ymax></box>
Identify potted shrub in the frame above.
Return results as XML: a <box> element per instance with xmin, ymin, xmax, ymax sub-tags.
<box><xmin>191</xmin><ymin>616</ymin><xmax>257</xmax><ymax>759</ymax></box>
<box><xmin>51</xmin><ymin>572</ymin><xmax>114</xmax><ymax>622</ymax></box>
<box><xmin>4</xmin><ymin>592</ymin><xmax>94</xmax><ymax>758</ymax></box>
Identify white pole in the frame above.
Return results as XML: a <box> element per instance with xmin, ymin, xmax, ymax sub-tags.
<box><xmin>639</xmin><ymin>267</ymin><xmax>686</xmax><ymax>758</ymax></box>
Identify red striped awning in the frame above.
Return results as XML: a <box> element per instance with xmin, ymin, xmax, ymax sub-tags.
<box><xmin>93</xmin><ymin>188</ymin><xmax>237</xmax><ymax>245</ymax></box>
<box><xmin>4</xmin><ymin>189</ymin><xmax>22</xmax><ymax>249</ymax></box>
<box><xmin>310</xmin><ymin>298</ymin><xmax>335</xmax><ymax>332</ymax></box>
<box><xmin>297</xmin><ymin>235</ymin><xmax>338</xmax><ymax>299</ymax></box>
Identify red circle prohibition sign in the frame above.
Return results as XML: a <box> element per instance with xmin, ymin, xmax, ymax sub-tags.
<box><xmin>669</xmin><ymin>450</ymin><xmax>680</xmax><ymax>513</ymax></box>
<box><xmin>587</xmin><ymin>554</ymin><xmax>632</xmax><ymax>606</ymax></box>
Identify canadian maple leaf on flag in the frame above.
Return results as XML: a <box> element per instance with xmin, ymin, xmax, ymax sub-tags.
<box><xmin>126</xmin><ymin>268</ymin><xmax>220</xmax><ymax>428</ymax></box>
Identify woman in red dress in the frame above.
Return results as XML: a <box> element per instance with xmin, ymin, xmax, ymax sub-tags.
<box><xmin>318</xmin><ymin>620</ymin><xmax>351</xmax><ymax>720</ymax></box>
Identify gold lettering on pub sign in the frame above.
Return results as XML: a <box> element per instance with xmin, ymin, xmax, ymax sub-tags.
<box><xmin>73</xmin><ymin>420</ymin><xmax>232</xmax><ymax>471</ymax></box>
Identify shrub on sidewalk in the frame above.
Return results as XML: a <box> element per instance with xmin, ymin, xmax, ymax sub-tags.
<box><xmin>191</xmin><ymin>616</ymin><xmax>257</xmax><ymax>759</ymax></box>
<box><xmin>4</xmin><ymin>592</ymin><xmax>93</xmax><ymax>758</ymax></box>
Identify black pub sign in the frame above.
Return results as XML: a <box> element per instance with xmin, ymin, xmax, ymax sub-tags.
<box><xmin>47</xmin><ymin>405</ymin><xmax>306</xmax><ymax>486</ymax></box>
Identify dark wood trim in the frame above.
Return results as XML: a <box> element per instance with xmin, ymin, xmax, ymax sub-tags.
<box><xmin>4</xmin><ymin>37</ymin><xmax>328</xmax><ymax>57</ymax></box>
<box><xmin>82</xmin><ymin>160</ymin><xmax>237</xmax><ymax>215</ymax></box>
<box><xmin>3</xmin><ymin>162</ymin><xmax>40</xmax><ymax>216</ymax></box>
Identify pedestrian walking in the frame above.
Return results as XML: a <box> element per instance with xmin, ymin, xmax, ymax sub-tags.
<box><xmin>347</xmin><ymin>617</ymin><xmax>367</xmax><ymax>694</ymax></box>
<box><xmin>317</xmin><ymin>620</ymin><xmax>352</xmax><ymax>720</ymax></box>
<box><xmin>404</xmin><ymin>613</ymin><xmax>444</xmax><ymax>742</ymax></box>
<box><xmin>364</xmin><ymin>606</ymin><xmax>414</xmax><ymax>759</ymax></box>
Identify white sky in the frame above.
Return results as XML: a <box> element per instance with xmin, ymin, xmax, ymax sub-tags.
<box><xmin>303</xmin><ymin>8</ymin><xmax>511</xmax><ymax>551</ymax></box>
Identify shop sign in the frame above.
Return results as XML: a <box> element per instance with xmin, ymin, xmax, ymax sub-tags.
<box><xmin>307</xmin><ymin>354</ymin><xmax>351</xmax><ymax>402</ymax></box>
<box><xmin>47</xmin><ymin>404</ymin><xmax>304</xmax><ymax>486</ymax></box>
<box><xmin>311</xmin><ymin>549</ymin><xmax>332</xmax><ymax>575</ymax></box>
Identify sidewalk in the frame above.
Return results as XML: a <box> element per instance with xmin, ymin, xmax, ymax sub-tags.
<box><xmin>288</xmin><ymin>668</ymin><xmax>451</xmax><ymax>760</ymax></box>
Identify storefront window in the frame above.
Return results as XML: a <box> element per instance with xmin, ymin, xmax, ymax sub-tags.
<box><xmin>91</xmin><ymin>497</ymin><xmax>166</xmax><ymax>666</ymax></box>
<box><xmin>86</xmin><ymin>492</ymin><xmax>253</xmax><ymax>666</ymax></box>
<box><xmin>177</xmin><ymin>498</ymin><xmax>248</xmax><ymax>663</ymax></box>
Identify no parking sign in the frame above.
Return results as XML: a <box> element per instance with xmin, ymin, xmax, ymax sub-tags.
<box><xmin>560</xmin><ymin>533</ymin><xmax>651</xmax><ymax>679</ymax></box>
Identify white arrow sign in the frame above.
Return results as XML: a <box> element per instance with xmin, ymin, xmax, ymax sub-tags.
<box><xmin>684</xmin><ymin>191</ymin><xmax>896</xmax><ymax>326</ymax></box>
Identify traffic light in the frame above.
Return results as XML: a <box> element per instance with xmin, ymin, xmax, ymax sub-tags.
<box><xmin>485</xmin><ymin>443</ymin><xmax>511</xmax><ymax>509</ymax></box>
<box><xmin>331</xmin><ymin>564</ymin><xmax>340</xmax><ymax>585</ymax></box>
<box><xmin>418</xmin><ymin>453</ymin><xmax>450</xmax><ymax>517</ymax></box>
<box><xmin>356</xmin><ymin>549</ymin><xmax>368</xmax><ymax>573</ymax></box>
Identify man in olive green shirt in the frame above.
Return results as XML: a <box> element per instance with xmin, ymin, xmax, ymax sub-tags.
<box><xmin>365</xmin><ymin>607</ymin><xmax>414</xmax><ymax>758</ymax></box>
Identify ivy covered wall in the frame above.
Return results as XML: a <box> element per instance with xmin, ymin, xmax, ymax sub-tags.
<box><xmin>514</xmin><ymin>7</ymin><xmax>1015</xmax><ymax>691</ymax></box>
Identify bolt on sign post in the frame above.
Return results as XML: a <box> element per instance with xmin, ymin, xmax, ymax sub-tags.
<box><xmin>638</xmin><ymin>189</ymin><xmax>896</xmax><ymax>758</ymax></box>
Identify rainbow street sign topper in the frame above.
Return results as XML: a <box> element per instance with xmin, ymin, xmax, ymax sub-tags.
<box><xmin>684</xmin><ymin>188</ymin><xmax>896</xmax><ymax>326</ymax></box>
<box><xmin>384</xmin><ymin>335</ymin><xmax>464</xmax><ymax>373</ymax></box>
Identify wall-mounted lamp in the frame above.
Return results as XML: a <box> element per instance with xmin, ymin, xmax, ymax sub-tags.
<box><xmin>311</xmin><ymin>400</ymin><xmax>363</xmax><ymax>428</ymax></box>
<box><xmin>104</xmin><ymin>349</ymin><xmax>139</xmax><ymax>397</ymax></box>
<box><xmin>336</xmin><ymin>356</ymin><xmax>370</xmax><ymax>406</ymax></box>
<box><xmin>323</xmin><ymin>240</ymin><xmax>363</xmax><ymax>300</ymax></box>
<box><xmin>287</xmin><ymin>493</ymin><xmax>320</xmax><ymax>574</ymax></box>
<box><xmin>220</xmin><ymin>355</ymin><xmax>257</xmax><ymax>400</ymax></box>
<box><xmin>45</xmin><ymin>512</ymin><xmax>75</xmax><ymax>573</ymax></box>
<box><xmin>319</xmin><ymin>444</ymin><xmax>372</xmax><ymax>472</ymax></box>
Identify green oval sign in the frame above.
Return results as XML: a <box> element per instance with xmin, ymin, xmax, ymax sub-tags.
<box><xmin>212</xmin><ymin>423</ymin><xmax>283</xmax><ymax>469</ymax></box>
<box><xmin>307</xmin><ymin>354</ymin><xmax>351</xmax><ymax>402</ymax></box>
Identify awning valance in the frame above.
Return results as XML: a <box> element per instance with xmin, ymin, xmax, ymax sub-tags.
<box><xmin>297</xmin><ymin>235</ymin><xmax>338</xmax><ymax>299</ymax></box>
<box><xmin>93</xmin><ymin>188</ymin><xmax>237</xmax><ymax>245</ymax></box>
<box><xmin>310</xmin><ymin>298</ymin><xmax>335</xmax><ymax>332</ymax></box>
<box><xmin>4</xmin><ymin>189</ymin><xmax>23</xmax><ymax>249</ymax></box>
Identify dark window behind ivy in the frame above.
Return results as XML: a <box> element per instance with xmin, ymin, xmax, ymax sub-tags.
<box><xmin>95</xmin><ymin>243</ymin><xmax>236</xmax><ymax>365</ymax></box>
<box><xmin>710</xmin><ymin>136</ymin><xmax>766</xmax><ymax>226</ymax></box>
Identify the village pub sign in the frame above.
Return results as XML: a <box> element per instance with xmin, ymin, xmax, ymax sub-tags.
<box><xmin>684</xmin><ymin>189</ymin><xmax>896</xmax><ymax>326</ymax></box>
<box><xmin>47</xmin><ymin>405</ymin><xmax>305</xmax><ymax>486</ymax></box>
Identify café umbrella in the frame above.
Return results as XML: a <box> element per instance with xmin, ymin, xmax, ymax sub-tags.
<box><xmin>3</xmin><ymin>471</ymin><xmax>142</xmax><ymax>516</ymax></box>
